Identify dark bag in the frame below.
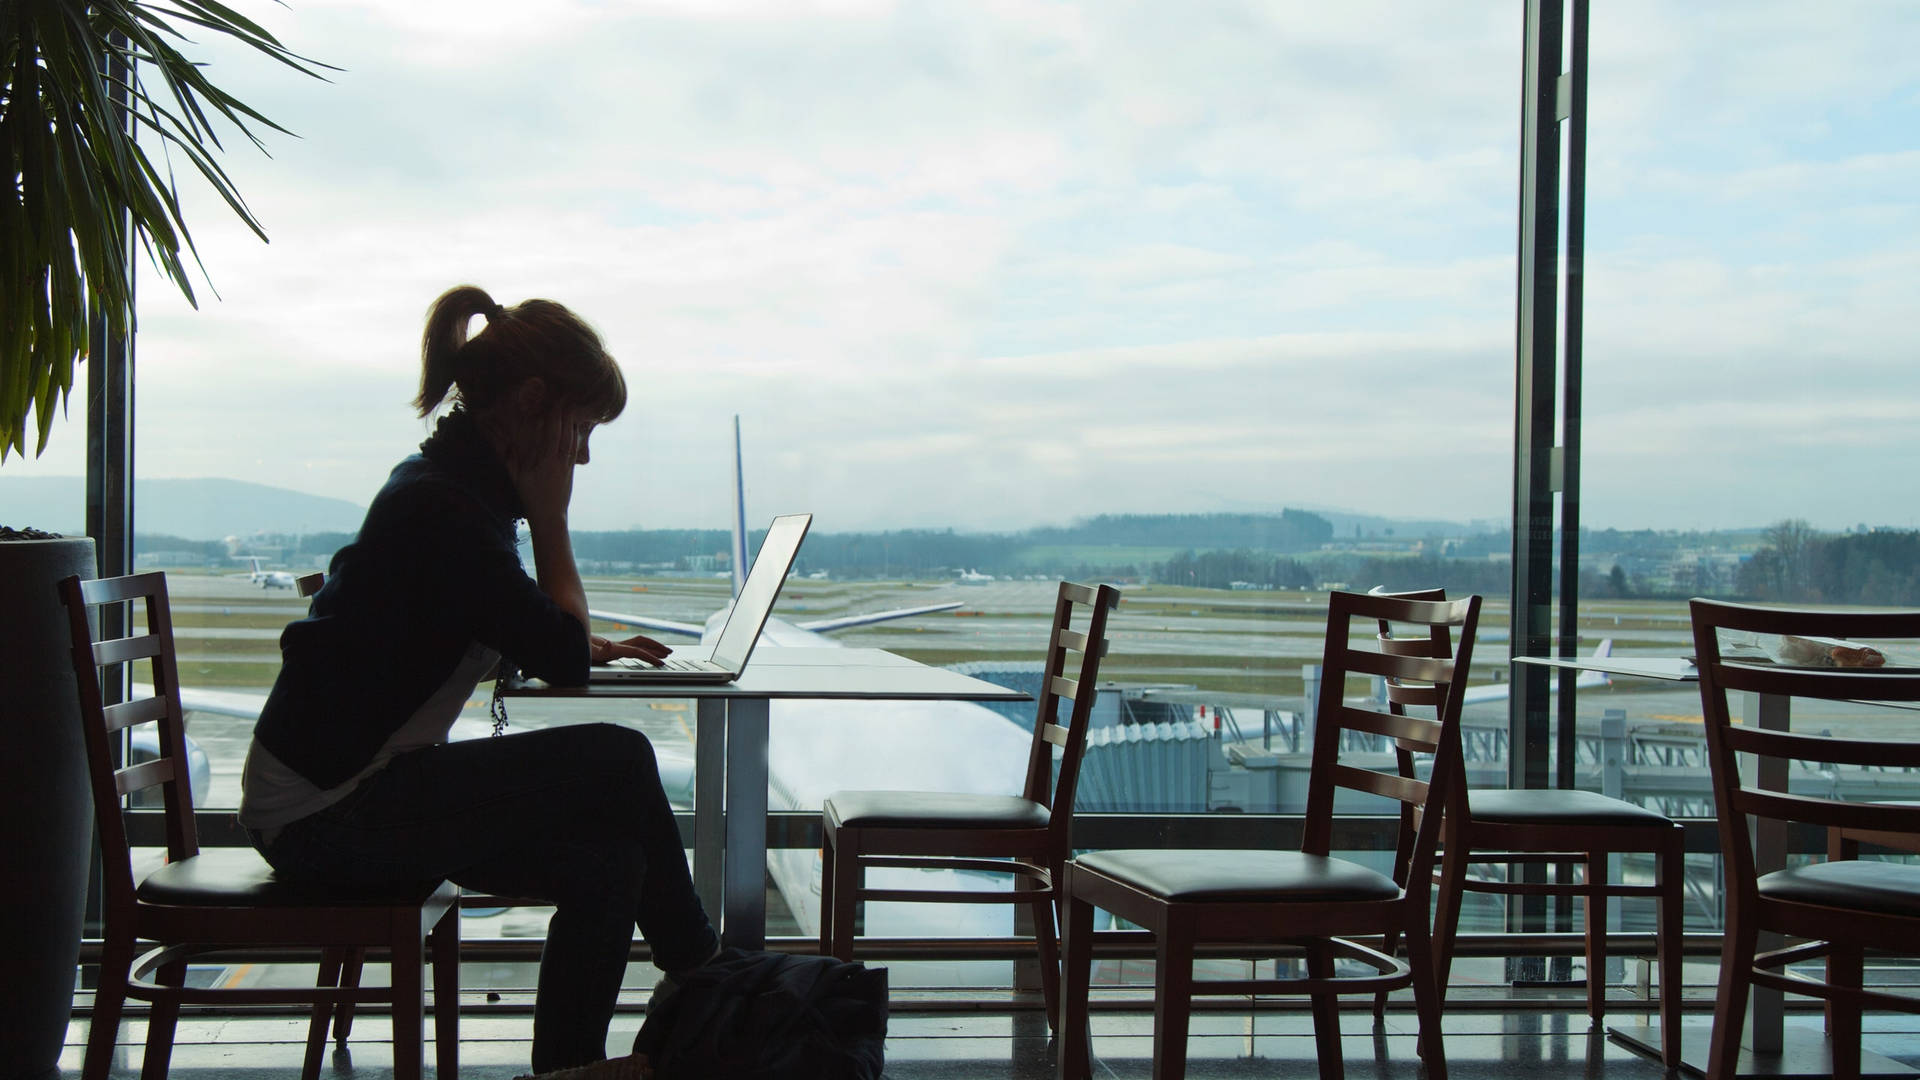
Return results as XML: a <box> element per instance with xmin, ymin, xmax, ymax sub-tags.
<box><xmin>633</xmin><ymin>948</ymin><xmax>888</xmax><ymax>1080</ymax></box>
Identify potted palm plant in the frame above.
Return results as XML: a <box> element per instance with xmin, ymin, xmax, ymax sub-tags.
<box><xmin>1</xmin><ymin>6</ymin><xmax>326</xmax><ymax>1077</ymax></box>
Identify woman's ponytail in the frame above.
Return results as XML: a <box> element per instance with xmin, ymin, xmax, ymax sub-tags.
<box><xmin>416</xmin><ymin>285</ymin><xmax>500</xmax><ymax>417</ymax></box>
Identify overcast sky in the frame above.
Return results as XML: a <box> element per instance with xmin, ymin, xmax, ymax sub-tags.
<box><xmin>7</xmin><ymin>1</ymin><xmax>1918</xmax><ymax>534</ymax></box>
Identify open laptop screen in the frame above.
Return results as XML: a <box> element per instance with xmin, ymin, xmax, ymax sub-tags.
<box><xmin>706</xmin><ymin>513</ymin><xmax>812</xmax><ymax>670</ymax></box>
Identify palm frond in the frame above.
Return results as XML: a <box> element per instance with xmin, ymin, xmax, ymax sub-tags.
<box><xmin>0</xmin><ymin>0</ymin><xmax>328</xmax><ymax>461</ymax></box>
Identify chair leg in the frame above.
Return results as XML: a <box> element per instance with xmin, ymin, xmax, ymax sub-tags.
<box><xmin>84</xmin><ymin>937</ymin><xmax>134</xmax><ymax>1080</ymax></box>
<box><xmin>818</xmin><ymin>833</ymin><xmax>838</xmax><ymax>956</ymax></box>
<box><xmin>304</xmin><ymin>948</ymin><xmax>347</xmax><ymax>1080</ymax></box>
<box><xmin>335</xmin><ymin>947</ymin><xmax>365</xmax><ymax>1042</ymax></box>
<box><xmin>140</xmin><ymin>957</ymin><xmax>186</xmax><ymax>1080</ymax></box>
<box><xmin>1432</xmin><ymin>839</ymin><xmax>1469</xmax><ymax>1004</ymax></box>
<box><xmin>1658</xmin><ymin>838</ymin><xmax>1685</xmax><ymax>1068</ymax></box>
<box><xmin>1151</xmin><ymin>920</ymin><xmax>1194</xmax><ymax>1080</ymax></box>
<box><xmin>433</xmin><ymin>905</ymin><xmax>462</xmax><ymax>1080</ymax></box>
<box><xmin>1707</xmin><ymin>905</ymin><xmax>1757</xmax><ymax>1080</ymax></box>
<box><xmin>1056</xmin><ymin>887</ymin><xmax>1096</xmax><ymax>1080</ymax></box>
<box><xmin>391</xmin><ymin>921</ymin><xmax>425</xmax><ymax>1080</ymax></box>
<box><xmin>1405</xmin><ymin>905</ymin><xmax>1448</xmax><ymax>1080</ymax></box>
<box><xmin>1829</xmin><ymin>943</ymin><xmax>1863</xmax><ymax>1080</ymax></box>
<box><xmin>1585</xmin><ymin>852</ymin><xmax>1607</xmax><ymax>1025</ymax></box>
<box><xmin>1374</xmin><ymin>923</ymin><xmax>1401</xmax><ymax>1021</ymax></box>
<box><xmin>1027</xmin><ymin>871</ymin><xmax>1062</xmax><ymax>1032</ymax></box>
<box><xmin>829</xmin><ymin>837</ymin><xmax>861</xmax><ymax>963</ymax></box>
<box><xmin>1825</xmin><ymin>828</ymin><xmax>1857</xmax><ymax>1037</ymax></box>
<box><xmin>1307</xmin><ymin>941</ymin><xmax>1344</xmax><ymax>1080</ymax></box>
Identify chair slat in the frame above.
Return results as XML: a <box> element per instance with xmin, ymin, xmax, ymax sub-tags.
<box><xmin>114</xmin><ymin>758</ymin><xmax>175</xmax><ymax>798</ymax></box>
<box><xmin>1343</xmin><ymin>648</ymin><xmax>1454</xmax><ymax>685</ymax></box>
<box><xmin>95</xmin><ymin>634</ymin><xmax>164</xmax><ymax>666</ymax></box>
<box><xmin>76</xmin><ymin>571</ymin><xmax>168</xmax><ymax>605</ymax></box>
<box><xmin>1709</xmin><ymin>661</ymin><xmax>1920</xmax><ymax>701</ymax></box>
<box><xmin>1377</xmin><ymin>634</ymin><xmax>1443</xmax><ymax>658</ymax></box>
<box><xmin>1353</xmin><ymin>594</ymin><xmax>1476</xmax><ymax>627</ymax></box>
<box><xmin>1722</xmin><ymin>724</ymin><xmax>1920</xmax><ymax>769</ymax></box>
<box><xmin>1732</xmin><ymin>789</ymin><xmax>1920</xmax><ymax>834</ymax></box>
<box><xmin>1058</xmin><ymin>629</ymin><xmax>1090</xmax><ymax>652</ymax></box>
<box><xmin>1384</xmin><ymin>682</ymin><xmax>1441</xmax><ymax>708</ymax></box>
<box><xmin>103</xmin><ymin>696</ymin><xmax>170</xmax><ymax>734</ymax></box>
<box><xmin>1332</xmin><ymin>763</ymin><xmax>1428</xmax><ymax>806</ymax></box>
<box><xmin>1041</xmin><ymin>723</ymin><xmax>1070</xmax><ymax>748</ymax></box>
<box><xmin>1337</xmin><ymin>706</ymin><xmax>1441</xmax><ymax>749</ymax></box>
<box><xmin>1049</xmin><ymin>674</ymin><xmax>1079</xmax><ymax>700</ymax></box>
<box><xmin>1059</xmin><ymin>582</ymin><xmax>1101</xmax><ymax>606</ymax></box>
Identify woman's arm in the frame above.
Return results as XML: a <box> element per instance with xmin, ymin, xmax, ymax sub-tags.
<box><xmin>515</xmin><ymin>413</ymin><xmax>669</xmax><ymax>666</ymax></box>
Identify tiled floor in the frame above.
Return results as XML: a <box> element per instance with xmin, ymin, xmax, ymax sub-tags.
<box><xmin>60</xmin><ymin>1005</ymin><xmax>1920</xmax><ymax>1079</ymax></box>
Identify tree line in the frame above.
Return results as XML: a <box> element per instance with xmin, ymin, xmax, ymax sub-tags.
<box><xmin>1736</xmin><ymin>521</ymin><xmax>1920</xmax><ymax>605</ymax></box>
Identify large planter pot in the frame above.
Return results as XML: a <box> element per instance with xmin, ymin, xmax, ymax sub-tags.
<box><xmin>0</xmin><ymin>536</ymin><xmax>97</xmax><ymax>1080</ymax></box>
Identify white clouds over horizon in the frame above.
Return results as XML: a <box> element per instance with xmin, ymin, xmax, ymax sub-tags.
<box><xmin>7</xmin><ymin>2</ymin><xmax>1917</xmax><ymax>535</ymax></box>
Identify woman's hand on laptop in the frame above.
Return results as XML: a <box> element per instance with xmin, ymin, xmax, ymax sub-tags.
<box><xmin>591</xmin><ymin>632</ymin><xmax>673</xmax><ymax>667</ymax></box>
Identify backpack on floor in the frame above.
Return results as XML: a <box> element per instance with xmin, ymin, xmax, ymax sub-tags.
<box><xmin>633</xmin><ymin>948</ymin><xmax>888</xmax><ymax>1080</ymax></box>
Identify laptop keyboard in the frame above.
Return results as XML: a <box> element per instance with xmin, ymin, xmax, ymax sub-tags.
<box><xmin>607</xmin><ymin>656</ymin><xmax>716</xmax><ymax>672</ymax></box>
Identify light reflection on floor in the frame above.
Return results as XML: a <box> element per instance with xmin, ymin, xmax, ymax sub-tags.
<box><xmin>61</xmin><ymin>1004</ymin><xmax>1920</xmax><ymax>1078</ymax></box>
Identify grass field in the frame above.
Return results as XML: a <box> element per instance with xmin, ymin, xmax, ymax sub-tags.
<box><xmin>163</xmin><ymin>574</ymin><xmax>1715</xmax><ymax>708</ymax></box>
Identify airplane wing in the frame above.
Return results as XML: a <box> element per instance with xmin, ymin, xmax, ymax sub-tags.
<box><xmin>587</xmin><ymin>609</ymin><xmax>706</xmax><ymax>638</ymax></box>
<box><xmin>1462</xmin><ymin>638</ymin><xmax>1614</xmax><ymax>706</ymax></box>
<box><xmin>170</xmin><ymin>685</ymin><xmax>270</xmax><ymax>719</ymax></box>
<box><xmin>798</xmin><ymin>601</ymin><xmax>964</xmax><ymax>633</ymax></box>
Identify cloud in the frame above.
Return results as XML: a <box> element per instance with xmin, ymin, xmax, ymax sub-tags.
<box><xmin>12</xmin><ymin>1</ymin><xmax>1915</xmax><ymax>540</ymax></box>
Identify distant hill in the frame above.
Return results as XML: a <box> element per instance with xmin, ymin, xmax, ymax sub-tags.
<box><xmin>0</xmin><ymin>477</ymin><xmax>366</xmax><ymax>540</ymax></box>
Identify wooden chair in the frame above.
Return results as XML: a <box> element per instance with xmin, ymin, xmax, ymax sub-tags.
<box><xmin>1057</xmin><ymin>589</ymin><xmax>1481</xmax><ymax>1080</ymax></box>
<box><xmin>59</xmin><ymin>571</ymin><xmax>460</xmax><ymax>1080</ymax></box>
<box><xmin>1377</xmin><ymin>589</ymin><xmax>1685</xmax><ymax>1066</ymax></box>
<box><xmin>820</xmin><ymin>580</ymin><xmax>1120</xmax><ymax>1025</ymax></box>
<box><xmin>1691</xmin><ymin>599</ymin><xmax>1920</xmax><ymax>1080</ymax></box>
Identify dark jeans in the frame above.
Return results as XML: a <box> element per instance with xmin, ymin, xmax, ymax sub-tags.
<box><xmin>256</xmin><ymin>723</ymin><xmax>719</xmax><ymax>1071</ymax></box>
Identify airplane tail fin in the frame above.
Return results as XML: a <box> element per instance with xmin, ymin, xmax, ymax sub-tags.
<box><xmin>730</xmin><ymin>415</ymin><xmax>749</xmax><ymax>599</ymax></box>
<box><xmin>1585</xmin><ymin>639</ymin><xmax>1614</xmax><ymax>688</ymax></box>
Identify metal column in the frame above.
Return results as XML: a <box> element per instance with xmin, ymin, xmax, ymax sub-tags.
<box><xmin>1509</xmin><ymin>0</ymin><xmax>1589</xmax><ymax>977</ymax></box>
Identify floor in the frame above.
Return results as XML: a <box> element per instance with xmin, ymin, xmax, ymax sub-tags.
<box><xmin>59</xmin><ymin>1004</ymin><xmax>1920</xmax><ymax>1079</ymax></box>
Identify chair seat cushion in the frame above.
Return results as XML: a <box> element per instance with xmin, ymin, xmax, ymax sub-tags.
<box><xmin>137</xmin><ymin>848</ymin><xmax>440</xmax><ymax>908</ymax></box>
<box><xmin>1468</xmin><ymin>788</ymin><xmax>1673</xmax><ymax>827</ymax></box>
<box><xmin>826</xmin><ymin>790</ymin><xmax>1049</xmax><ymax>830</ymax></box>
<box><xmin>1074</xmin><ymin>850</ymin><xmax>1400</xmax><ymax>903</ymax></box>
<box><xmin>1757</xmin><ymin>860</ymin><xmax>1920</xmax><ymax>918</ymax></box>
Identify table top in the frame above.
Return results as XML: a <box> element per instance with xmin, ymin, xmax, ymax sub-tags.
<box><xmin>505</xmin><ymin>646</ymin><xmax>1033</xmax><ymax>701</ymax></box>
<box><xmin>1513</xmin><ymin>654</ymin><xmax>1698</xmax><ymax>682</ymax></box>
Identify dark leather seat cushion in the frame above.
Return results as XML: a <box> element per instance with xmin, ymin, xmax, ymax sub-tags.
<box><xmin>1468</xmin><ymin>788</ymin><xmax>1673</xmax><ymax>827</ymax></box>
<box><xmin>1757</xmin><ymin>860</ymin><xmax>1920</xmax><ymax>919</ymax></box>
<box><xmin>826</xmin><ymin>790</ymin><xmax>1050</xmax><ymax>830</ymax></box>
<box><xmin>137</xmin><ymin>848</ymin><xmax>440</xmax><ymax>908</ymax></box>
<box><xmin>1075</xmin><ymin>849</ymin><xmax>1400</xmax><ymax>903</ymax></box>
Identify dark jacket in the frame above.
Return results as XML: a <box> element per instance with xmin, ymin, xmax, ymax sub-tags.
<box><xmin>253</xmin><ymin>410</ymin><xmax>590</xmax><ymax>789</ymax></box>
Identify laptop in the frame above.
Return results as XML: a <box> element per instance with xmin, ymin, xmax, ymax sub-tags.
<box><xmin>592</xmin><ymin>513</ymin><xmax>812</xmax><ymax>684</ymax></box>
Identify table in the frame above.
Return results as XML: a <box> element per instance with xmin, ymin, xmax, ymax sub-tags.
<box><xmin>1515</xmin><ymin>654</ymin><xmax>1912</xmax><ymax>1078</ymax></box>
<box><xmin>508</xmin><ymin>647</ymin><xmax>1028</xmax><ymax>949</ymax></box>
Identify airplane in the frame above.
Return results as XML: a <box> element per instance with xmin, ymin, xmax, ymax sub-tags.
<box><xmin>239</xmin><ymin>556</ymin><xmax>299</xmax><ymax>590</ymax></box>
<box><xmin>955</xmin><ymin>568</ymin><xmax>994</xmax><ymax>585</ymax></box>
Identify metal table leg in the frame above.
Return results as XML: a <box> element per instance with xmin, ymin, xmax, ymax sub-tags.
<box><xmin>721</xmin><ymin>697</ymin><xmax>769</xmax><ymax>949</ymax></box>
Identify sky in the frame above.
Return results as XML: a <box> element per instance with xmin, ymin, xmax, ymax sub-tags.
<box><xmin>6</xmin><ymin>1</ymin><xmax>1918</xmax><ymax>535</ymax></box>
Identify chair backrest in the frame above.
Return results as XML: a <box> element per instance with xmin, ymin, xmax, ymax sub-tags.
<box><xmin>1303</xmin><ymin>591</ymin><xmax>1480</xmax><ymax>891</ymax></box>
<box><xmin>1689</xmin><ymin>599</ymin><xmax>1920</xmax><ymax>887</ymax></box>
<box><xmin>57</xmin><ymin>571</ymin><xmax>200</xmax><ymax>913</ymax></box>
<box><xmin>1366</xmin><ymin>586</ymin><xmax>1454</xmax><ymax>888</ymax></box>
<box><xmin>1020</xmin><ymin>581</ymin><xmax>1121</xmax><ymax>847</ymax></box>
